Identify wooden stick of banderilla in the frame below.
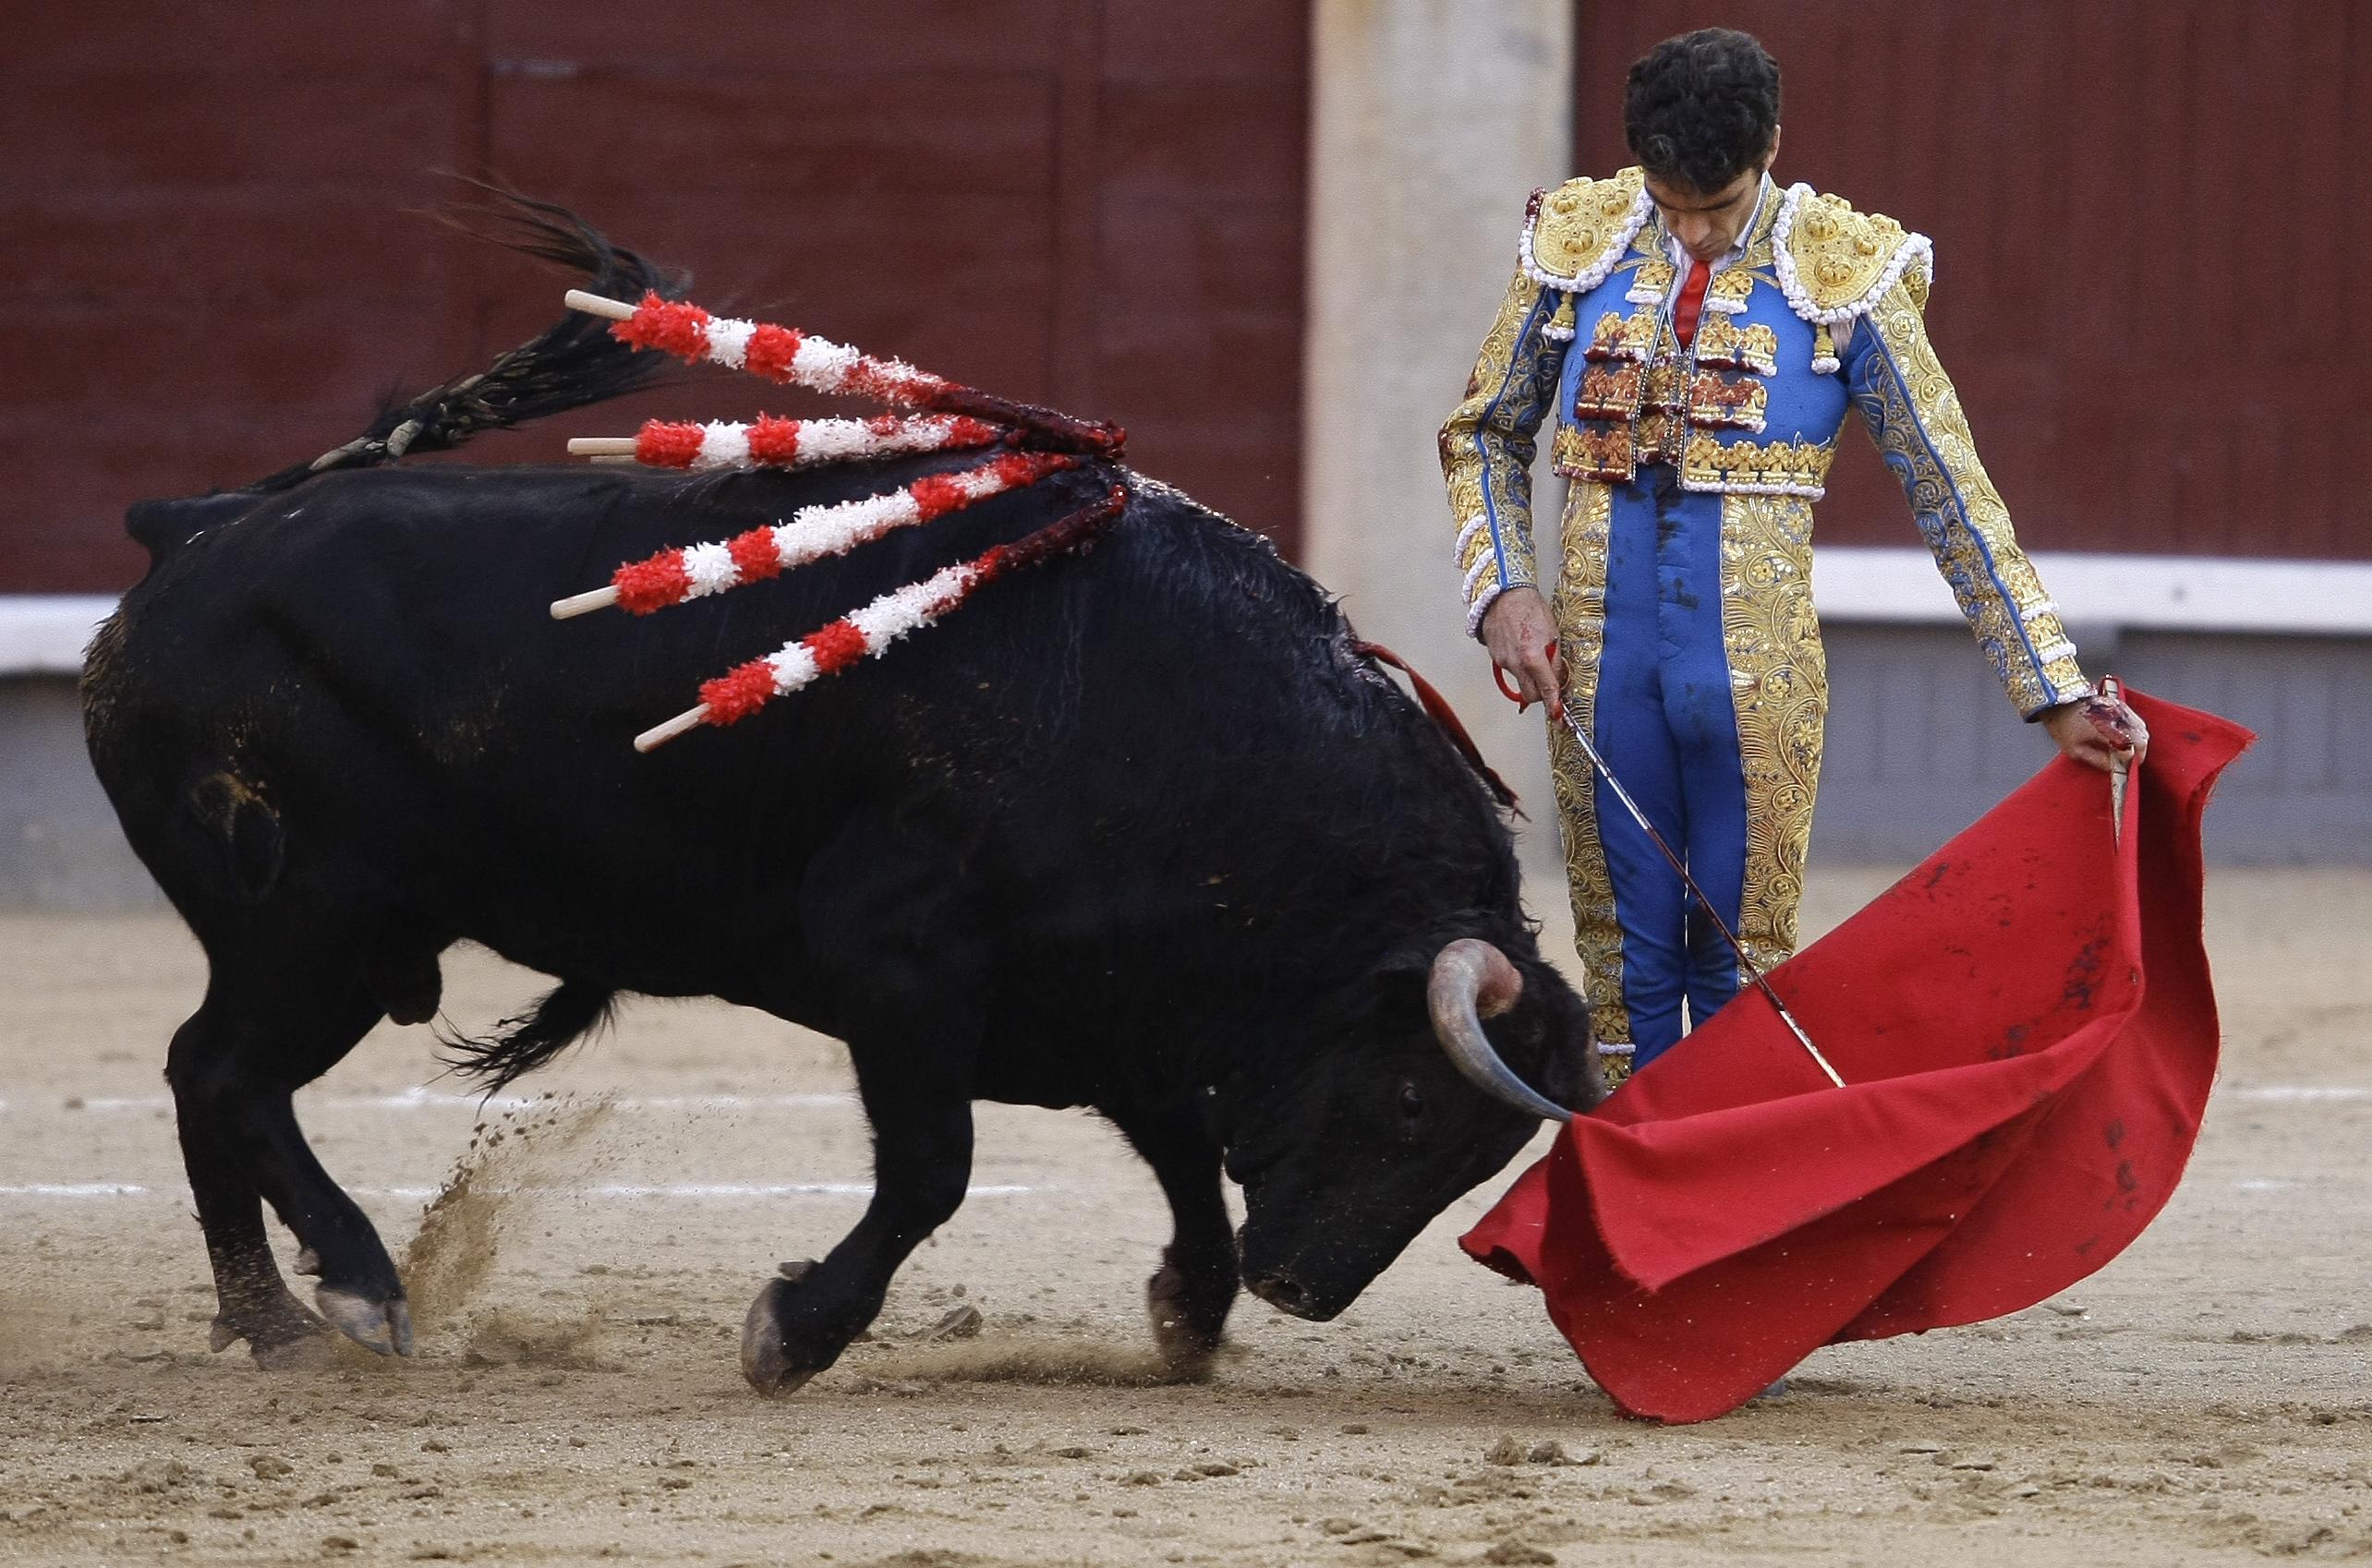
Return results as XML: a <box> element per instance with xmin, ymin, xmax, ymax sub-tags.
<box><xmin>564</xmin><ymin>288</ymin><xmax>637</xmax><ymax>322</ymax></box>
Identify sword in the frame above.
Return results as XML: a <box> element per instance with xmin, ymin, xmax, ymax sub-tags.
<box><xmin>1548</xmin><ymin>702</ymin><xmax>1846</xmax><ymax>1089</ymax></box>
<box><xmin>2085</xmin><ymin>676</ymin><xmax>2142</xmax><ymax>847</ymax></box>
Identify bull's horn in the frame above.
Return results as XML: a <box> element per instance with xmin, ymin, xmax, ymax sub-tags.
<box><xmin>1427</xmin><ymin>939</ymin><xmax>1572</xmax><ymax>1123</ymax></box>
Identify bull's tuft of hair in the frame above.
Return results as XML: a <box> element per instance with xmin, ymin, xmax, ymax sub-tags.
<box><xmin>438</xmin><ymin>980</ymin><xmax>620</xmax><ymax>1094</ymax></box>
<box><xmin>245</xmin><ymin>181</ymin><xmax>689</xmax><ymax>495</ymax></box>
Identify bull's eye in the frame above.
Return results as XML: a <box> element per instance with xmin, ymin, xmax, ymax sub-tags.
<box><xmin>1398</xmin><ymin>1080</ymin><xmax>1426</xmax><ymax>1123</ymax></box>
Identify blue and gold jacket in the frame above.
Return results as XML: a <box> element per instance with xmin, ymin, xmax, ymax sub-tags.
<box><xmin>1440</xmin><ymin>167</ymin><xmax>2088</xmax><ymax>718</ymax></box>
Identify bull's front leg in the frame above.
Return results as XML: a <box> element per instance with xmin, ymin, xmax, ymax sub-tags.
<box><xmin>741</xmin><ymin>1074</ymin><xmax>975</xmax><ymax>1394</ymax></box>
<box><xmin>1107</xmin><ymin>1099</ymin><xmax>1238</xmax><ymax>1379</ymax></box>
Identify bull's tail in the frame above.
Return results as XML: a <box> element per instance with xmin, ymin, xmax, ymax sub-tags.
<box><xmin>439</xmin><ymin>981</ymin><xmax>620</xmax><ymax>1094</ymax></box>
<box><xmin>247</xmin><ymin>185</ymin><xmax>687</xmax><ymax>495</ymax></box>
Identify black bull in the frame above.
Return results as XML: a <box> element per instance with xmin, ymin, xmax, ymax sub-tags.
<box><xmin>82</xmin><ymin>271</ymin><xmax>1602</xmax><ymax>1397</ymax></box>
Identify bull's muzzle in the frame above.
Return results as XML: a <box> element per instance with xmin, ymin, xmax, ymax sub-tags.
<box><xmin>1427</xmin><ymin>938</ymin><xmax>1576</xmax><ymax>1123</ymax></box>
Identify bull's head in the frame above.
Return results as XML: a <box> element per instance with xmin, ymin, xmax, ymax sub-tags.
<box><xmin>1227</xmin><ymin>935</ymin><xmax>1604</xmax><ymax>1321</ymax></box>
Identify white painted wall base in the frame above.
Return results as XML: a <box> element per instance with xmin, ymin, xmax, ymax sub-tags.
<box><xmin>0</xmin><ymin>596</ymin><xmax>116</xmax><ymax>675</ymax></box>
<box><xmin>1812</xmin><ymin>551</ymin><xmax>2372</xmax><ymax>636</ymax></box>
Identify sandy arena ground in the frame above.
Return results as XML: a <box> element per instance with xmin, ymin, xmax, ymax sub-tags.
<box><xmin>2</xmin><ymin>865</ymin><xmax>2367</xmax><ymax>1567</ymax></box>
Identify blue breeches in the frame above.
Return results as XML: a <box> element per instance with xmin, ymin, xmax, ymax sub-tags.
<box><xmin>1588</xmin><ymin>468</ymin><xmax>1749</xmax><ymax>1069</ymax></box>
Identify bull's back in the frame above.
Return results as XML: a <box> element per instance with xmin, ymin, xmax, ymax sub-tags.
<box><xmin>87</xmin><ymin>458</ymin><xmax>1446</xmax><ymax>994</ymax></box>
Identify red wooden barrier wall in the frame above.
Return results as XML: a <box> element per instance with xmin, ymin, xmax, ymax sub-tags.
<box><xmin>1573</xmin><ymin>0</ymin><xmax>2368</xmax><ymax>561</ymax></box>
<box><xmin>0</xmin><ymin>2</ymin><xmax>1307</xmax><ymax>593</ymax></box>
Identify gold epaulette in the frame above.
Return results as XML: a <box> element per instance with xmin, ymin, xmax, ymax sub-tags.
<box><xmin>1773</xmin><ymin>186</ymin><xmax>1933</xmax><ymax>324</ymax></box>
<box><xmin>1519</xmin><ymin>167</ymin><xmax>1652</xmax><ymax>294</ymax></box>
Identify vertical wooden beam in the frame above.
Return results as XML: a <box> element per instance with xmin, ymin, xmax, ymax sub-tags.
<box><xmin>1303</xmin><ymin>0</ymin><xmax>1574</xmax><ymax>835</ymax></box>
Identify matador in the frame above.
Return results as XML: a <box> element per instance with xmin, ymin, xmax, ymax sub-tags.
<box><xmin>1440</xmin><ymin>30</ymin><xmax>2144</xmax><ymax>1079</ymax></box>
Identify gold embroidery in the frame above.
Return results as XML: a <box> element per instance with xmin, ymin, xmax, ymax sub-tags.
<box><xmin>1628</xmin><ymin>258</ymin><xmax>1675</xmax><ymax>300</ymax></box>
<box><xmin>1546</xmin><ymin>479</ymin><xmax>1633</xmax><ymax>1048</ymax></box>
<box><xmin>1553</xmin><ymin>423</ymin><xmax>1635</xmax><ymax>483</ymax></box>
<box><xmin>1785</xmin><ymin>190</ymin><xmax>1918</xmax><ymax>314</ymax></box>
<box><xmin>1439</xmin><ymin>265</ymin><xmax>1566</xmax><ymax>609</ymax></box>
<box><xmin>1628</xmin><ymin>361</ymin><xmax>1768</xmax><ymax>433</ymax></box>
<box><xmin>1529</xmin><ymin>168</ymin><xmax>1649</xmax><ymax>283</ymax></box>
<box><xmin>1679</xmin><ymin>432</ymin><xmax>1834</xmax><ymax>494</ymax></box>
<box><xmin>1706</xmin><ymin>266</ymin><xmax>1757</xmax><ymax>312</ymax></box>
<box><xmin>1573</xmin><ymin>363</ymin><xmax>1644</xmax><ymax>421</ymax></box>
<box><xmin>1693</xmin><ymin>316</ymin><xmax>1779</xmax><ymax>375</ymax></box>
<box><xmin>1583</xmin><ymin>306</ymin><xmax>1661</xmax><ymax>363</ymax></box>
<box><xmin>1854</xmin><ymin>283</ymin><xmax>2088</xmax><ymax>715</ymax></box>
<box><xmin>1719</xmin><ymin>492</ymin><xmax>1828</xmax><ymax>983</ymax></box>
<box><xmin>1684</xmin><ymin>370</ymin><xmax>1767</xmax><ymax>431</ymax></box>
<box><xmin>1634</xmin><ymin>411</ymin><xmax>1678</xmax><ymax>466</ymax></box>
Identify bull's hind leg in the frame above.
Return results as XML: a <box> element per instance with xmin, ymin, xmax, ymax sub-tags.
<box><xmin>168</xmin><ymin>959</ymin><xmax>411</xmax><ymax>1359</ymax></box>
<box><xmin>1107</xmin><ymin>1101</ymin><xmax>1238</xmax><ymax>1379</ymax></box>
<box><xmin>169</xmin><ymin>1007</ymin><xmax>332</xmax><ymax>1366</ymax></box>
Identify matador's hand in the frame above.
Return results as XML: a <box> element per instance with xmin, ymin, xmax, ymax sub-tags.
<box><xmin>2042</xmin><ymin>691</ymin><xmax>2150</xmax><ymax>773</ymax></box>
<box><xmin>1482</xmin><ymin>586</ymin><xmax>1563</xmax><ymax>719</ymax></box>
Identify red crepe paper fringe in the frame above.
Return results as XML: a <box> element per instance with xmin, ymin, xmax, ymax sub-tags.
<box><xmin>745</xmin><ymin>414</ymin><xmax>802</xmax><ymax>465</ymax></box>
<box><xmin>727</xmin><ymin>528</ymin><xmax>781</xmax><ymax>583</ymax></box>
<box><xmin>697</xmin><ymin>660</ymin><xmax>779</xmax><ymax>725</ymax></box>
<box><xmin>635</xmin><ymin>421</ymin><xmax>708</xmax><ymax>468</ymax></box>
<box><xmin>742</xmin><ymin>322</ymin><xmax>802</xmax><ymax>381</ymax></box>
<box><xmin>613</xmin><ymin>552</ymin><xmax>694</xmax><ymax>615</ymax></box>
<box><xmin>612</xmin><ymin>294</ymin><xmax>713</xmax><ymax>359</ymax></box>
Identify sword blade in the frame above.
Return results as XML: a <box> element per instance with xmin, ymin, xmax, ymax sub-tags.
<box><xmin>1555</xmin><ymin>706</ymin><xmax>1846</xmax><ymax>1089</ymax></box>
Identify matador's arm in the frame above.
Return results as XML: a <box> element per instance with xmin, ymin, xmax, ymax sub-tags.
<box><xmin>1438</xmin><ymin>209</ymin><xmax>1572</xmax><ymax>637</ymax></box>
<box><xmin>1842</xmin><ymin>271</ymin><xmax>2091</xmax><ymax>718</ymax></box>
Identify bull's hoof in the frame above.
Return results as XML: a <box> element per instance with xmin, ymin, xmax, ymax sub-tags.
<box><xmin>315</xmin><ymin>1285</ymin><xmax>416</xmax><ymax>1357</ymax></box>
<box><xmin>741</xmin><ymin>1262</ymin><xmax>823</xmax><ymax>1396</ymax></box>
<box><xmin>210</xmin><ymin>1295</ymin><xmax>334</xmax><ymax>1368</ymax></box>
<box><xmin>1146</xmin><ymin>1259</ymin><xmax>1225</xmax><ymax>1382</ymax></box>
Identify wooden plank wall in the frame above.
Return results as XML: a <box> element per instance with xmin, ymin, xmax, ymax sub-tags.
<box><xmin>1571</xmin><ymin>0</ymin><xmax>2368</xmax><ymax>561</ymax></box>
<box><xmin>0</xmin><ymin>2</ymin><xmax>1307</xmax><ymax>593</ymax></box>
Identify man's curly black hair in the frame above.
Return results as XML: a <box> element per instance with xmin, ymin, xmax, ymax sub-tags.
<box><xmin>1624</xmin><ymin>29</ymin><xmax>1781</xmax><ymax>194</ymax></box>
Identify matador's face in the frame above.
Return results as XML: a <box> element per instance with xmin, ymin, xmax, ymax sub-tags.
<box><xmin>1642</xmin><ymin>126</ymin><xmax>1782</xmax><ymax>262</ymax></box>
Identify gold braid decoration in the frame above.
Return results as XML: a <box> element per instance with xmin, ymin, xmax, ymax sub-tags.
<box><xmin>1546</xmin><ymin>479</ymin><xmax>1634</xmax><ymax>1051</ymax></box>
<box><xmin>1440</xmin><ymin>264</ymin><xmax>1566</xmax><ymax>617</ymax></box>
<box><xmin>1718</xmin><ymin>493</ymin><xmax>1828</xmax><ymax>983</ymax></box>
<box><xmin>1528</xmin><ymin>168</ymin><xmax>1650</xmax><ymax>284</ymax></box>
<box><xmin>1851</xmin><ymin>283</ymin><xmax>2088</xmax><ymax>717</ymax></box>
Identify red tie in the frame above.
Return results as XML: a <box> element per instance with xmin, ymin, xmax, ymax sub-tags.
<box><xmin>1674</xmin><ymin>257</ymin><xmax>1712</xmax><ymax>348</ymax></box>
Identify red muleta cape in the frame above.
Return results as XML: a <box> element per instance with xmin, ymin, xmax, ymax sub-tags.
<box><xmin>1461</xmin><ymin>689</ymin><xmax>2252</xmax><ymax>1423</ymax></box>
